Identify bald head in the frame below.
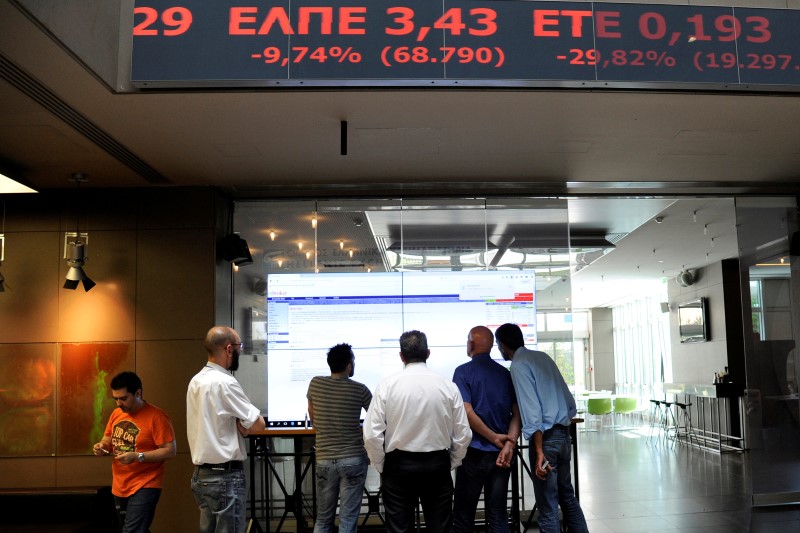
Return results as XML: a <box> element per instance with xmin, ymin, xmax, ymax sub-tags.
<box><xmin>467</xmin><ymin>326</ymin><xmax>494</xmax><ymax>357</ymax></box>
<box><xmin>204</xmin><ymin>326</ymin><xmax>245</xmax><ymax>372</ymax></box>
<box><xmin>204</xmin><ymin>326</ymin><xmax>238</xmax><ymax>355</ymax></box>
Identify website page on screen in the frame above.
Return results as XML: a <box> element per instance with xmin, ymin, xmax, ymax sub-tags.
<box><xmin>265</xmin><ymin>270</ymin><xmax>536</xmax><ymax>427</ymax></box>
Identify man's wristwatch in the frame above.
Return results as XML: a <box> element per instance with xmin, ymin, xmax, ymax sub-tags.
<box><xmin>137</xmin><ymin>452</ymin><xmax>145</xmax><ymax>463</ymax></box>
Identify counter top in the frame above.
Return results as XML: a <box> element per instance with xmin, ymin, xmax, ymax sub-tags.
<box><xmin>662</xmin><ymin>383</ymin><xmax>745</xmax><ymax>398</ymax></box>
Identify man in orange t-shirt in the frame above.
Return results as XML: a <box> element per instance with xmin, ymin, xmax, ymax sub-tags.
<box><xmin>93</xmin><ymin>371</ymin><xmax>176</xmax><ymax>533</ymax></box>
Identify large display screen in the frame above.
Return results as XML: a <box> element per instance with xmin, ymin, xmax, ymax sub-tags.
<box><xmin>132</xmin><ymin>1</ymin><xmax>800</xmax><ymax>90</ymax></box>
<box><xmin>265</xmin><ymin>271</ymin><xmax>536</xmax><ymax>427</ymax></box>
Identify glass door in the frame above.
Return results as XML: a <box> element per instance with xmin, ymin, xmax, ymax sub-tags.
<box><xmin>735</xmin><ymin>197</ymin><xmax>800</xmax><ymax>506</ymax></box>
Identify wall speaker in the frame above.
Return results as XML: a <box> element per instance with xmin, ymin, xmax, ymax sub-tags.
<box><xmin>660</xmin><ymin>302</ymin><xmax>670</xmax><ymax>313</ymax></box>
<box><xmin>253</xmin><ymin>278</ymin><xmax>267</xmax><ymax>296</ymax></box>
<box><xmin>220</xmin><ymin>234</ymin><xmax>253</xmax><ymax>266</ymax></box>
<box><xmin>676</xmin><ymin>270</ymin><xmax>694</xmax><ymax>287</ymax></box>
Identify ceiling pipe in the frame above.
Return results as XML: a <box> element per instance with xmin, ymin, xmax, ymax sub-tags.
<box><xmin>489</xmin><ymin>235</ymin><xmax>516</xmax><ymax>268</ymax></box>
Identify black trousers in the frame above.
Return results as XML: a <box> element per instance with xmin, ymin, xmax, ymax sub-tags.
<box><xmin>382</xmin><ymin>449</ymin><xmax>453</xmax><ymax>533</ymax></box>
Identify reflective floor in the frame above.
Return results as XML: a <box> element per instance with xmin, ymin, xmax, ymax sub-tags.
<box><xmin>570</xmin><ymin>427</ymin><xmax>800</xmax><ymax>533</ymax></box>
<box><xmin>257</xmin><ymin>422</ymin><xmax>800</xmax><ymax>532</ymax></box>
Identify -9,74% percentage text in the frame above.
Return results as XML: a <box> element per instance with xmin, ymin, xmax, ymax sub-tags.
<box><xmin>252</xmin><ymin>46</ymin><xmax>362</xmax><ymax>66</ymax></box>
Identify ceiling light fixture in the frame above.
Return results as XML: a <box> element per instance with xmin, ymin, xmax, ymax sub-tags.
<box><xmin>0</xmin><ymin>172</ymin><xmax>37</xmax><ymax>194</ymax></box>
<box><xmin>270</xmin><ymin>231</ymin><xmax>276</xmax><ymax>241</ymax></box>
<box><xmin>63</xmin><ymin>174</ymin><xmax>95</xmax><ymax>292</ymax></box>
<box><xmin>64</xmin><ymin>239</ymin><xmax>96</xmax><ymax>291</ymax></box>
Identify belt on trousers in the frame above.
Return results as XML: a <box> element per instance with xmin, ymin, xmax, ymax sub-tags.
<box><xmin>199</xmin><ymin>460</ymin><xmax>243</xmax><ymax>470</ymax></box>
<box><xmin>542</xmin><ymin>424</ymin><xmax>571</xmax><ymax>437</ymax></box>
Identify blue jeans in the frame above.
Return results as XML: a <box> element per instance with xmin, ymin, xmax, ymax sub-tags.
<box><xmin>114</xmin><ymin>487</ymin><xmax>161</xmax><ymax>533</ymax></box>
<box><xmin>530</xmin><ymin>426</ymin><xmax>588</xmax><ymax>533</ymax></box>
<box><xmin>314</xmin><ymin>455</ymin><xmax>368</xmax><ymax>533</ymax></box>
<box><xmin>453</xmin><ymin>447</ymin><xmax>512</xmax><ymax>533</ymax></box>
<box><xmin>191</xmin><ymin>466</ymin><xmax>247</xmax><ymax>533</ymax></box>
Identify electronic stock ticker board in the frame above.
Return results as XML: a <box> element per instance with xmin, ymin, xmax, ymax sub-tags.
<box><xmin>131</xmin><ymin>1</ymin><xmax>800</xmax><ymax>90</ymax></box>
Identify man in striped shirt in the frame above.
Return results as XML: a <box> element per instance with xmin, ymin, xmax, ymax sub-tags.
<box><xmin>306</xmin><ymin>343</ymin><xmax>373</xmax><ymax>533</ymax></box>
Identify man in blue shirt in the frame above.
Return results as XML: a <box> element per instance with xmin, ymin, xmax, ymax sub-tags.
<box><xmin>452</xmin><ymin>326</ymin><xmax>521</xmax><ymax>533</ymax></box>
<box><xmin>494</xmin><ymin>323</ymin><xmax>588</xmax><ymax>533</ymax></box>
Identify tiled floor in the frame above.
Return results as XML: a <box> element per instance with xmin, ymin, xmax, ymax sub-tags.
<box><xmin>262</xmin><ymin>424</ymin><xmax>800</xmax><ymax>532</ymax></box>
<box><xmin>566</xmin><ymin>427</ymin><xmax>800</xmax><ymax>533</ymax></box>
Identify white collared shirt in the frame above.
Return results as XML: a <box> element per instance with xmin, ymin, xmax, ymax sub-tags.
<box><xmin>363</xmin><ymin>362</ymin><xmax>472</xmax><ymax>473</ymax></box>
<box><xmin>186</xmin><ymin>362</ymin><xmax>261</xmax><ymax>465</ymax></box>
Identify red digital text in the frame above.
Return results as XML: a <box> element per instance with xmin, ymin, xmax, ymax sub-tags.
<box><xmin>532</xmin><ymin>10</ymin><xmax>621</xmax><ymax>38</ymax></box>
<box><xmin>229</xmin><ymin>6</ymin><xmax>367</xmax><ymax>35</ymax></box>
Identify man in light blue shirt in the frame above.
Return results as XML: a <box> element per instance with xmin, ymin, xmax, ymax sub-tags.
<box><xmin>495</xmin><ymin>323</ymin><xmax>588</xmax><ymax>533</ymax></box>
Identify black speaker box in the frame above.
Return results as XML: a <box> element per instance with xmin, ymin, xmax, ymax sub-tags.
<box><xmin>220</xmin><ymin>234</ymin><xmax>253</xmax><ymax>265</ymax></box>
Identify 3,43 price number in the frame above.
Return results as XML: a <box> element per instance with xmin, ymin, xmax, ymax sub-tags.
<box><xmin>386</xmin><ymin>7</ymin><xmax>497</xmax><ymax>38</ymax></box>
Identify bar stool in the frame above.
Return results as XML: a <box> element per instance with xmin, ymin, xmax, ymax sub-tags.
<box><xmin>674</xmin><ymin>400</ymin><xmax>696</xmax><ymax>447</ymax></box>
<box><xmin>660</xmin><ymin>399</ymin><xmax>678</xmax><ymax>443</ymax></box>
<box><xmin>648</xmin><ymin>399</ymin><xmax>663</xmax><ymax>440</ymax></box>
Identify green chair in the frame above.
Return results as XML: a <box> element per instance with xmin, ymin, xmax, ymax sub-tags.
<box><xmin>586</xmin><ymin>397</ymin><xmax>613</xmax><ymax>430</ymax></box>
<box><xmin>612</xmin><ymin>397</ymin><xmax>638</xmax><ymax>429</ymax></box>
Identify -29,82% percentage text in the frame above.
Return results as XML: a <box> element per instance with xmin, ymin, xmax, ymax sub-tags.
<box><xmin>561</xmin><ymin>49</ymin><xmax>677</xmax><ymax>68</ymax></box>
<box><xmin>253</xmin><ymin>46</ymin><xmax>362</xmax><ymax>66</ymax></box>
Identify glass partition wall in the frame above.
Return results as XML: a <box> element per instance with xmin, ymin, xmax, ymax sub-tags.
<box><xmin>735</xmin><ymin>197</ymin><xmax>800</xmax><ymax>506</ymax></box>
<box><xmin>225</xmin><ymin>194</ymin><xmax>799</xmax><ymax>525</ymax></box>
<box><xmin>230</xmin><ymin>197</ymin><xmax>576</xmax><ymax>527</ymax></box>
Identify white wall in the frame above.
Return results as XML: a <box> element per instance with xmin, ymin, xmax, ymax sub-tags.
<box><xmin>667</xmin><ymin>262</ymin><xmax>730</xmax><ymax>383</ymax></box>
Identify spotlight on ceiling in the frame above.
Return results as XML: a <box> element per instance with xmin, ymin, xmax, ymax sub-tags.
<box><xmin>220</xmin><ymin>233</ymin><xmax>253</xmax><ymax>266</ymax></box>
<box><xmin>64</xmin><ymin>240</ymin><xmax>96</xmax><ymax>291</ymax></box>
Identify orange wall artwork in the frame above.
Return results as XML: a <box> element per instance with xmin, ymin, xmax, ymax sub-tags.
<box><xmin>58</xmin><ymin>343</ymin><xmax>134</xmax><ymax>455</ymax></box>
<box><xmin>0</xmin><ymin>344</ymin><xmax>57</xmax><ymax>457</ymax></box>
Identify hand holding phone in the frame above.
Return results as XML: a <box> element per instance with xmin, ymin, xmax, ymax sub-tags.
<box><xmin>93</xmin><ymin>442</ymin><xmax>111</xmax><ymax>456</ymax></box>
<box><xmin>540</xmin><ymin>460</ymin><xmax>550</xmax><ymax>472</ymax></box>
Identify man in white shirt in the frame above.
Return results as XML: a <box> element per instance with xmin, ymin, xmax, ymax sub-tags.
<box><xmin>363</xmin><ymin>330</ymin><xmax>472</xmax><ymax>533</ymax></box>
<box><xmin>187</xmin><ymin>326</ymin><xmax>266</xmax><ymax>533</ymax></box>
